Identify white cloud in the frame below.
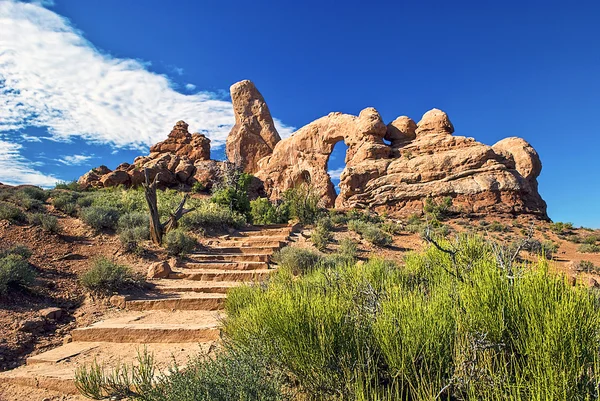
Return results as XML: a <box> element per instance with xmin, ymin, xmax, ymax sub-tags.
<box><xmin>274</xmin><ymin>119</ymin><xmax>296</xmax><ymax>139</ymax></box>
<box><xmin>328</xmin><ymin>167</ymin><xmax>345</xmax><ymax>181</ymax></box>
<box><xmin>185</xmin><ymin>83</ymin><xmax>196</xmax><ymax>91</ymax></box>
<box><xmin>57</xmin><ymin>154</ymin><xmax>94</xmax><ymax>166</ymax></box>
<box><xmin>0</xmin><ymin>140</ymin><xmax>59</xmax><ymax>187</ymax></box>
<box><xmin>21</xmin><ymin>133</ymin><xmax>42</xmax><ymax>142</ymax></box>
<box><xmin>0</xmin><ymin>0</ymin><xmax>237</xmax><ymax>150</ymax></box>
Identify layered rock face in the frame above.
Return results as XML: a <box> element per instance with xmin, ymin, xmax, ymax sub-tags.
<box><xmin>226</xmin><ymin>80</ymin><xmax>281</xmax><ymax>174</ymax></box>
<box><xmin>79</xmin><ymin>121</ymin><xmax>224</xmax><ymax>190</ymax></box>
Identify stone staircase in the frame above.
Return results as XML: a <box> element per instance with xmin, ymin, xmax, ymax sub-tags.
<box><xmin>0</xmin><ymin>224</ymin><xmax>298</xmax><ymax>396</ymax></box>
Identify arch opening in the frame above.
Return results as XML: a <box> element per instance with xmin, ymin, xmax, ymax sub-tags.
<box><xmin>326</xmin><ymin>141</ymin><xmax>349</xmax><ymax>201</ymax></box>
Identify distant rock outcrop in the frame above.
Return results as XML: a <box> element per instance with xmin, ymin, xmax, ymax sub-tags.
<box><xmin>78</xmin><ymin>121</ymin><xmax>224</xmax><ymax>190</ymax></box>
<box><xmin>78</xmin><ymin>79</ymin><xmax>547</xmax><ymax>218</ymax></box>
<box><xmin>226</xmin><ymin>80</ymin><xmax>281</xmax><ymax>174</ymax></box>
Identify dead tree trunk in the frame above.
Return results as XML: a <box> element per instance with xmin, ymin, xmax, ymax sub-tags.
<box><xmin>143</xmin><ymin>169</ymin><xmax>195</xmax><ymax>245</ymax></box>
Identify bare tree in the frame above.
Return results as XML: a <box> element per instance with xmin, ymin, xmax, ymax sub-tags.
<box><xmin>142</xmin><ymin>169</ymin><xmax>195</xmax><ymax>245</ymax></box>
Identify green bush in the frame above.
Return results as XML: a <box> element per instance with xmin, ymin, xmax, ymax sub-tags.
<box><xmin>80</xmin><ymin>257</ymin><xmax>139</xmax><ymax>295</ymax></box>
<box><xmin>163</xmin><ymin>229</ymin><xmax>197</xmax><ymax>256</ymax></box>
<box><xmin>423</xmin><ymin>196</ymin><xmax>453</xmax><ymax>220</ymax></box>
<box><xmin>575</xmin><ymin>260</ymin><xmax>597</xmax><ymax>273</ymax></box>
<box><xmin>28</xmin><ymin>213</ymin><xmax>61</xmax><ymax>233</ymax></box>
<box><xmin>80</xmin><ymin>206</ymin><xmax>120</xmax><ymax>231</ymax></box>
<box><xmin>579</xmin><ymin>243</ymin><xmax>600</xmax><ymax>253</ymax></box>
<box><xmin>488</xmin><ymin>221</ymin><xmax>507</xmax><ymax>232</ymax></box>
<box><xmin>348</xmin><ymin>220</ymin><xmax>392</xmax><ymax>247</ymax></box>
<box><xmin>118</xmin><ymin>212</ymin><xmax>149</xmax><ymax>252</ymax></box>
<box><xmin>329</xmin><ymin>210</ymin><xmax>348</xmax><ymax>226</ymax></box>
<box><xmin>581</xmin><ymin>234</ymin><xmax>599</xmax><ymax>245</ymax></box>
<box><xmin>18</xmin><ymin>186</ymin><xmax>48</xmax><ymax>201</ymax></box>
<box><xmin>250</xmin><ymin>198</ymin><xmax>288</xmax><ymax>225</ymax></box>
<box><xmin>75</xmin><ymin>343</ymin><xmax>287</xmax><ymax>401</ymax></box>
<box><xmin>311</xmin><ymin>224</ymin><xmax>332</xmax><ymax>252</ymax></box>
<box><xmin>11</xmin><ymin>190</ymin><xmax>44</xmax><ymax>211</ymax></box>
<box><xmin>0</xmin><ymin>201</ymin><xmax>26</xmax><ymax>222</ymax></box>
<box><xmin>550</xmin><ymin>221</ymin><xmax>574</xmax><ymax>234</ymax></box>
<box><xmin>0</xmin><ymin>244</ymin><xmax>32</xmax><ymax>259</ymax></box>
<box><xmin>191</xmin><ymin>181</ymin><xmax>205</xmax><ymax>193</ymax></box>
<box><xmin>54</xmin><ymin>180</ymin><xmax>83</xmax><ymax>191</ymax></box>
<box><xmin>272</xmin><ymin>247</ymin><xmax>322</xmax><ymax>275</ymax></box>
<box><xmin>338</xmin><ymin>237</ymin><xmax>358</xmax><ymax>260</ymax></box>
<box><xmin>346</xmin><ymin>209</ymin><xmax>382</xmax><ymax>224</ymax></box>
<box><xmin>182</xmin><ymin>201</ymin><xmax>246</xmax><ymax>231</ymax></box>
<box><xmin>224</xmin><ymin>235</ymin><xmax>600</xmax><ymax>400</ymax></box>
<box><xmin>211</xmin><ymin>171</ymin><xmax>252</xmax><ymax>216</ymax></box>
<box><xmin>380</xmin><ymin>220</ymin><xmax>403</xmax><ymax>235</ymax></box>
<box><xmin>0</xmin><ymin>254</ymin><xmax>36</xmax><ymax>295</ymax></box>
<box><xmin>282</xmin><ymin>184</ymin><xmax>321</xmax><ymax>225</ymax></box>
<box><xmin>51</xmin><ymin>191</ymin><xmax>80</xmax><ymax>215</ymax></box>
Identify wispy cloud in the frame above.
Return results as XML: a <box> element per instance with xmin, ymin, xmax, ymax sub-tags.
<box><xmin>0</xmin><ymin>0</ymin><xmax>236</xmax><ymax>150</ymax></box>
<box><xmin>57</xmin><ymin>154</ymin><xmax>95</xmax><ymax>166</ymax></box>
<box><xmin>0</xmin><ymin>140</ymin><xmax>58</xmax><ymax>187</ymax></box>
<box><xmin>185</xmin><ymin>83</ymin><xmax>196</xmax><ymax>91</ymax></box>
<box><xmin>328</xmin><ymin>167</ymin><xmax>345</xmax><ymax>181</ymax></box>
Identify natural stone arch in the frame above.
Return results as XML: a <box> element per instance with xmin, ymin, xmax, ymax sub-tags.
<box><xmin>255</xmin><ymin>108</ymin><xmax>391</xmax><ymax>207</ymax></box>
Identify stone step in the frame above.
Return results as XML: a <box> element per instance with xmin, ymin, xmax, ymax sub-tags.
<box><xmin>169</xmin><ymin>268</ymin><xmax>272</xmax><ymax>282</ymax></box>
<box><xmin>124</xmin><ymin>293</ymin><xmax>226</xmax><ymax>311</ymax></box>
<box><xmin>0</xmin><ymin>341</ymin><xmax>212</xmax><ymax>395</ymax></box>
<box><xmin>188</xmin><ymin>253</ymin><xmax>270</xmax><ymax>263</ymax></box>
<box><xmin>216</xmin><ymin>239</ymin><xmax>287</xmax><ymax>248</ymax></box>
<box><xmin>153</xmin><ymin>280</ymin><xmax>241</xmax><ymax>294</ymax></box>
<box><xmin>226</xmin><ymin>235</ymin><xmax>290</xmax><ymax>242</ymax></box>
<box><xmin>196</xmin><ymin>246</ymin><xmax>281</xmax><ymax>255</ymax></box>
<box><xmin>71</xmin><ymin>311</ymin><xmax>221</xmax><ymax>343</ymax></box>
<box><xmin>182</xmin><ymin>261</ymin><xmax>268</xmax><ymax>270</ymax></box>
<box><xmin>239</xmin><ymin>228</ymin><xmax>292</xmax><ymax>237</ymax></box>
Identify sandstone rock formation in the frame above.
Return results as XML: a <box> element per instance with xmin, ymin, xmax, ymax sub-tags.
<box><xmin>226</xmin><ymin>80</ymin><xmax>281</xmax><ymax>173</ymax></box>
<box><xmin>79</xmin><ymin>121</ymin><xmax>224</xmax><ymax>190</ymax></box>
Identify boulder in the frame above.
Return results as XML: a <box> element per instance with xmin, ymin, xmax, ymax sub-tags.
<box><xmin>38</xmin><ymin>307</ymin><xmax>63</xmax><ymax>320</ymax></box>
<box><xmin>226</xmin><ymin>80</ymin><xmax>281</xmax><ymax>173</ymax></box>
<box><xmin>385</xmin><ymin>116</ymin><xmax>417</xmax><ymax>147</ymax></box>
<box><xmin>150</xmin><ymin>121</ymin><xmax>211</xmax><ymax>162</ymax></box>
<box><xmin>147</xmin><ymin>261</ymin><xmax>172</xmax><ymax>279</ymax></box>
<box><xmin>100</xmin><ymin>170</ymin><xmax>130</xmax><ymax>187</ymax></box>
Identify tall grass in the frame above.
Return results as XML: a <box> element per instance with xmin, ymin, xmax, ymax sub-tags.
<box><xmin>224</xmin><ymin>234</ymin><xmax>600</xmax><ymax>400</ymax></box>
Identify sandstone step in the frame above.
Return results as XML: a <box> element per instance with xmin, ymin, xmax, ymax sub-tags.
<box><xmin>153</xmin><ymin>280</ymin><xmax>241</xmax><ymax>294</ymax></box>
<box><xmin>188</xmin><ymin>253</ymin><xmax>270</xmax><ymax>263</ymax></box>
<box><xmin>227</xmin><ymin>234</ymin><xmax>290</xmax><ymax>242</ymax></box>
<box><xmin>182</xmin><ymin>261</ymin><xmax>268</xmax><ymax>270</ymax></box>
<box><xmin>1</xmin><ymin>341</ymin><xmax>212</xmax><ymax>395</ymax></box>
<box><xmin>71</xmin><ymin>311</ymin><xmax>221</xmax><ymax>343</ymax></box>
<box><xmin>124</xmin><ymin>292</ymin><xmax>226</xmax><ymax>311</ymax></box>
<box><xmin>196</xmin><ymin>246</ymin><xmax>281</xmax><ymax>255</ymax></box>
<box><xmin>217</xmin><ymin>239</ymin><xmax>287</xmax><ymax>248</ymax></box>
<box><xmin>169</xmin><ymin>268</ymin><xmax>272</xmax><ymax>282</ymax></box>
<box><xmin>239</xmin><ymin>228</ymin><xmax>292</xmax><ymax>237</ymax></box>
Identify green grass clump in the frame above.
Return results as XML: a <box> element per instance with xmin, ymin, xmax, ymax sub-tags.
<box><xmin>338</xmin><ymin>237</ymin><xmax>359</xmax><ymax>260</ymax></box>
<box><xmin>0</xmin><ymin>201</ymin><xmax>26</xmax><ymax>222</ymax></box>
<box><xmin>488</xmin><ymin>221</ymin><xmax>507</xmax><ymax>232</ymax></box>
<box><xmin>28</xmin><ymin>213</ymin><xmax>61</xmax><ymax>233</ymax></box>
<box><xmin>80</xmin><ymin>257</ymin><xmax>139</xmax><ymax>295</ymax></box>
<box><xmin>311</xmin><ymin>219</ymin><xmax>334</xmax><ymax>251</ymax></box>
<box><xmin>550</xmin><ymin>221</ymin><xmax>574</xmax><ymax>234</ymax></box>
<box><xmin>117</xmin><ymin>212</ymin><xmax>149</xmax><ymax>252</ymax></box>
<box><xmin>163</xmin><ymin>229</ymin><xmax>197</xmax><ymax>256</ymax></box>
<box><xmin>51</xmin><ymin>191</ymin><xmax>81</xmax><ymax>215</ymax></box>
<box><xmin>224</xmin><ymin>234</ymin><xmax>600</xmax><ymax>400</ymax></box>
<box><xmin>348</xmin><ymin>220</ymin><xmax>392</xmax><ymax>247</ymax></box>
<box><xmin>272</xmin><ymin>247</ymin><xmax>322</xmax><ymax>275</ymax></box>
<box><xmin>578</xmin><ymin>243</ymin><xmax>600</xmax><ymax>253</ymax></box>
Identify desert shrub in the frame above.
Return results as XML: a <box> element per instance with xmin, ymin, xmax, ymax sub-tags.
<box><xmin>488</xmin><ymin>221</ymin><xmax>506</xmax><ymax>232</ymax></box>
<box><xmin>163</xmin><ymin>229</ymin><xmax>197</xmax><ymax>256</ymax></box>
<box><xmin>423</xmin><ymin>196</ymin><xmax>453</xmax><ymax>220</ymax></box>
<box><xmin>75</xmin><ymin>343</ymin><xmax>287</xmax><ymax>401</ymax></box>
<box><xmin>28</xmin><ymin>213</ymin><xmax>61</xmax><ymax>233</ymax></box>
<box><xmin>182</xmin><ymin>201</ymin><xmax>246</xmax><ymax>231</ymax></box>
<box><xmin>224</xmin><ymin>235</ymin><xmax>600</xmax><ymax>400</ymax></box>
<box><xmin>282</xmin><ymin>184</ymin><xmax>321</xmax><ymax>225</ymax></box>
<box><xmin>348</xmin><ymin>220</ymin><xmax>392</xmax><ymax>247</ymax></box>
<box><xmin>581</xmin><ymin>234</ymin><xmax>600</xmax><ymax>245</ymax></box>
<box><xmin>10</xmin><ymin>189</ymin><xmax>44</xmax><ymax>211</ymax></box>
<box><xmin>0</xmin><ymin>201</ymin><xmax>26</xmax><ymax>222</ymax></box>
<box><xmin>80</xmin><ymin>206</ymin><xmax>120</xmax><ymax>231</ymax></box>
<box><xmin>380</xmin><ymin>220</ymin><xmax>403</xmax><ymax>235</ymax></box>
<box><xmin>328</xmin><ymin>210</ymin><xmax>348</xmax><ymax>226</ymax></box>
<box><xmin>191</xmin><ymin>181</ymin><xmax>205</xmax><ymax>193</ymax></box>
<box><xmin>19</xmin><ymin>186</ymin><xmax>48</xmax><ymax>201</ymax></box>
<box><xmin>0</xmin><ymin>254</ymin><xmax>36</xmax><ymax>295</ymax></box>
<box><xmin>346</xmin><ymin>209</ymin><xmax>382</xmax><ymax>224</ymax></box>
<box><xmin>338</xmin><ymin>237</ymin><xmax>358</xmax><ymax>260</ymax></box>
<box><xmin>550</xmin><ymin>221</ymin><xmax>574</xmax><ymax>234</ymax></box>
<box><xmin>117</xmin><ymin>212</ymin><xmax>149</xmax><ymax>252</ymax></box>
<box><xmin>579</xmin><ymin>243</ymin><xmax>600</xmax><ymax>254</ymax></box>
<box><xmin>311</xmin><ymin>224</ymin><xmax>333</xmax><ymax>252</ymax></box>
<box><xmin>250</xmin><ymin>198</ymin><xmax>289</xmax><ymax>225</ymax></box>
<box><xmin>54</xmin><ymin>180</ymin><xmax>83</xmax><ymax>191</ymax></box>
<box><xmin>272</xmin><ymin>247</ymin><xmax>322</xmax><ymax>275</ymax></box>
<box><xmin>0</xmin><ymin>244</ymin><xmax>32</xmax><ymax>259</ymax></box>
<box><xmin>574</xmin><ymin>260</ymin><xmax>598</xmax><ymax>274</ymax></box>
<box><xmin>80</xmin><ymin>257</ymin><xmax>139</xmax><ymax>295</ymax></box>
<box><xmin>51</xmin><ymin>191</ymin><xmax>81</xmax><ymax>215</ymax></box>
<box><xmin>523</xmin><ymin>238</ymin><xmax>558</xmax><ymax>260</ymax></box>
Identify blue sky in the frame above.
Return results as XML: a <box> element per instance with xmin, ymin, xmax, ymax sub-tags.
<box><xmin>0</xmin><ymin>0</ymin><xmax>599</xmax><ymax>227</ymax></box>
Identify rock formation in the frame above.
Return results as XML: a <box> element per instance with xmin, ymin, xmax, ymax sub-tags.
<box><xmin>226</xmin><ymin>80</ymin><xmax>281</xmax><ymax>173</ymax></box>
<box><xmin>79</xmin><ymin>121</ymin><xmax>224</xmax><ymax>190</ymax></box>
<box><xmin>78</xmin><ymin>79</ymin><xmax>547</xmax><ymax>218</ymax></box>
